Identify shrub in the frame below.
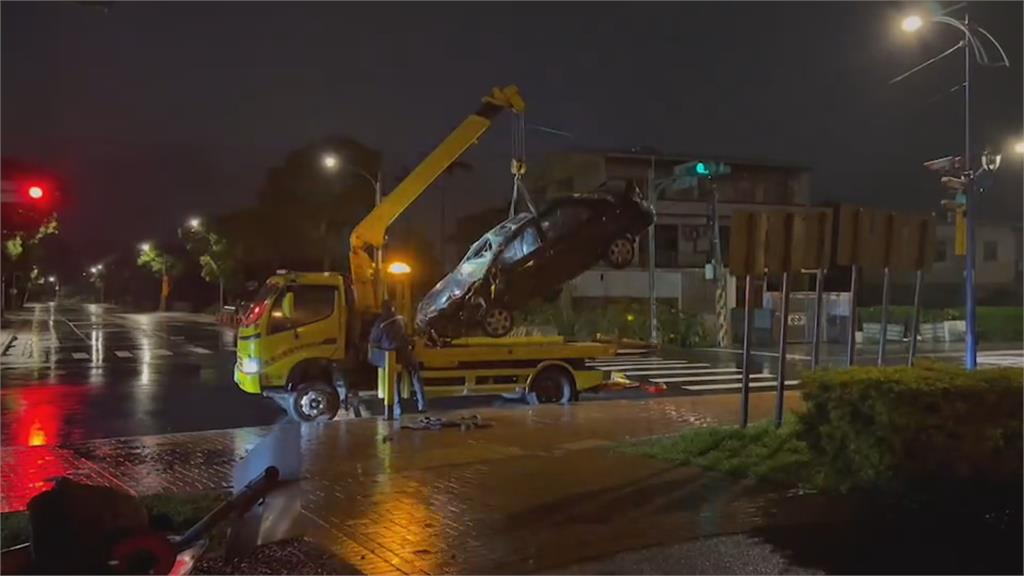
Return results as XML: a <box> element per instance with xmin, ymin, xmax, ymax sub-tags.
<box><xmin>857</xmin><ymin>306</ymin><xmax>1022</xmax><ymax>341</ymax></box>
<box><xmin>798</xmin><ymin>363</ymin><xmax>1023</xmax><ymax>494</ymax></box>
<box><xmin>519</xmin><ymin>299</ymin><xmax>709</xmax><ymax>346</ymax></box>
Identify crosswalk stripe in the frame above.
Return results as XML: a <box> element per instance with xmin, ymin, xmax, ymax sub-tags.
<box><xmin>621</xmin><ymin>368</ymin><xmax>741</xmax><ymax>376</ymax></box>
<box><xmin>151</xmin><ymin>349</ymin><xmax>173</xmax><ymax>356</ymax></box>
<box><xmin>598</xmin><ymin>360</ymin><xmax>708</xmax><ymax>368</ymax></box>
<box><xmin>587</xmin><ymin>357</ymin><xmax>664</xmax><ymax>365</ymax></box>
<box><xmin>653</xmin><ymin>373</ymin><xmax>776</xmax><ymax>383</ymax></box>
<box><xmin>596</xmin><ymin>362</ymin><xmax>708</xmax><ymax>371</ymax></box>
<box><xmin>71</xmin><ymin>352</ymin><xmax>90</xmax><ymax>360</ymax></box>
<box><xmin>187</xmin><ymin>346</ymin><xmax>213</xmax><ymax>354</ymax></box>
<box><xmin>682</xmin><ymin>380</ymin><xmax>801</xmax><ymax>391</ymax></box>
<box><xmin>113</xmin><ymin>351</ymin><xmax>133</xmax><ymax>358</ymax></box>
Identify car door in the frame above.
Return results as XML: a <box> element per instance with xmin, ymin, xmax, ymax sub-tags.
<box><xmin>262</xmin><ymin>284</ymin><xmax>340</xmax><ymax>378</ymax></box>
<box><xmin>532</xmin><ymin>201</ymin><xmax>600</xmax><ymax>286</ymax></box>
<box><xmin>492</xmin><ymin>222</ymin><xmax>544</xmax><ymax>304</ymax></box>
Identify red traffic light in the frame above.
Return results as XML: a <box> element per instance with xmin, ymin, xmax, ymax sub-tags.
<box><xmin>27</xmin><ymin>185</ymin><xmax>45</xmax><ymax>200</ymax></box>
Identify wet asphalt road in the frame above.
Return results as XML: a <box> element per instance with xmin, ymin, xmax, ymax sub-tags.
<box><xmin>1</xmin><ymin>303</ymin><xmax>282</xmax><ymax>446</ymax></box>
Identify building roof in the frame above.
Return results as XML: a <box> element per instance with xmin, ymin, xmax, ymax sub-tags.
<box><xmin>570</xmin><ymin>147</ymin><xmax>813</xmax><ymax>171</ymax></box>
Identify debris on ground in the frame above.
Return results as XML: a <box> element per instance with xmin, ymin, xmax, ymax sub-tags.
<box><xmin>195</xmin><ymin>538</ymin><xmax>358</xmax><ymax>575</ymax></box>
<box><xmin>400</xmin><ymin>414</ymin><xmax>494</xmax><ymax>431</ymax></box>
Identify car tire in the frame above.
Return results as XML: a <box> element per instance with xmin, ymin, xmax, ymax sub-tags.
<box><xmin>606</xmin><ymin>236</ymin><xmax>635</xmax><ymax>269</ymax></box>
<box><xmin>288</xmin><ymin>381</ymin><xmax>340</xmax><ymax>422</ymax></box>
<box><xmin>529</xmin><ymin>368</ymin><xmax>575</xmax><ymax>405</ymax></box>
<box><xmin>481</xmin><ymin>306</ymin><xmax>514</xmax><ymax>338</ymax></box>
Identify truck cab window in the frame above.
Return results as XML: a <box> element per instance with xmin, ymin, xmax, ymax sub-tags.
<box><xmin>269</xmin><ymin>285</ymin><xmax>337</xmax><ymax>334</ymax></box>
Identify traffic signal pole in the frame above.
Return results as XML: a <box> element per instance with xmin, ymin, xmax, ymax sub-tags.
<box><xmin>962</xmin><ymin>14</ymin><xmax>978</xmax><ymax>371</ymax></box>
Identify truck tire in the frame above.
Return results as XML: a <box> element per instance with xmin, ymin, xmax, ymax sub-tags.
<box><xmin>529</xmin><ymin>368</ymin><xmax>575</xmax><ymax>405</ymax></box>
<box><xmin>481</xmin><ymin>306</ymin><xmax>514</xmax><ymax>338</ymax></box>
<box><xmin>605</xmin><ymin>236</ymin><xmax>635</xmax><ymax>269</ymax></box>
<box><xmin>288</xmin><ymin>382</ymin><xmax>340</xmax><ymax>422</ymax></box>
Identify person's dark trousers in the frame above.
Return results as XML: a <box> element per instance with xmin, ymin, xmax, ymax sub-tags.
<box><xmin>399</xmin><ymin>350</ymin><xmax>428</xmax><ymax>412</ymax></box>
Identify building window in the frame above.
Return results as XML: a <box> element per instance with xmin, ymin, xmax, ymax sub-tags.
<box><xmin>654</xmin><ymin>224</ymin><xmax>679</xmax><ymax>268</ymax></box>
<box><xmin>935</xmin><ymin>241</ymin><xmax>947</xmax><ymax>263</ymax></box>
<box><xmin>983</xmin><ymin>240</ymin><xmax>998</xmax><ymax>262</ymax></box>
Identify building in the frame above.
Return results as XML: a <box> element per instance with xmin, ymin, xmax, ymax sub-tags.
<box><xmin>527</xmin><ymin>149</ymin><xmax>813</xmax><ymax>312</ymax></box>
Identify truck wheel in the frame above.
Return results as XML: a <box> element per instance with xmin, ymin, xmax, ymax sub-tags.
<box><xmin>482</xmin><ymin>306</ymin><xmax>514</xmax><ymax>338</ymax></box>
<box><xmin>605</xmin><ymin>236</ymin><xmax>635</xmax><ymax>269</ymax></box>
<box><xmin>288</xmin><ymin>382</ymin><xmax>340</xmax><ymax>422</ymax></box>
<box><xmin>530</xmin><ymin>368</ymin><xmax>575</xmax><ymax>405</ymax></box>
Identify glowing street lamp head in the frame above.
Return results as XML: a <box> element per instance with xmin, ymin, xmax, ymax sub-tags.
<box><xmin>187</xmin><ymin>217</ymin><xmax>202</xmax><ymax>230</ymax></box>
<box><xmin>90</xmin><ymin>266</ymin><xmax>99</xmax><ymax>274</ymax></box>
<box><xmin>321</xmin><ymin>152</ymin><xmax>340</xmax><ymax>172</ymax></box>
<box><xmin>901</xmin><ymin>15</ymin><xmax>924</xmax><ymax>32</ymax></box>
<box><xmin>139</xmin><ymin>242</ymin><xmax>152</xmax><ymax>252</ymax></box>
<box><xmin>47</xmin><ymin>276</ymin><xmax>56</xmax><ymax>283</ymax></box>
<box><xmin>386</xmin><ymin>261</ymin><xmax>412</xmax><ymax>275</ymax></box>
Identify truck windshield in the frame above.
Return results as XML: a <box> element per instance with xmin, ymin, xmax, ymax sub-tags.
<box><xmin>243</xmin><ymin>281</ymin><xmax>281</xmax><ymax>326</ymax></box>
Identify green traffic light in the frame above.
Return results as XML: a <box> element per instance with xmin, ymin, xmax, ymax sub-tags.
<box><xmin>695</xmin><ymin>162</ymin><xmax>710</xmax><ymax>176</ymax></box>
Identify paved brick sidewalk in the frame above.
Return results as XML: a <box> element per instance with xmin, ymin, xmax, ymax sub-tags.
<box><xmin>2</xmin><ymin>394</ymin><xmax>803</xmax><ymax>574</ymax></box>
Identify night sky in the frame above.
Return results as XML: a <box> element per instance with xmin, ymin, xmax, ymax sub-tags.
<box><xmin>3</xmin><ymin>1</ymin><xmax>1022</xmax><ymax>264</ymax></box>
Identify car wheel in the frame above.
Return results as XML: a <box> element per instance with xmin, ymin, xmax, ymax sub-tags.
<box><xmin>606</xmin><ymin>236</ymin><xmax>635</xmax><ymax>269</ymax></box>
<box><xmin>481</xmin><ymin>306</ymin><xmax>514</xmax><ymax>338</ymax></box>
<box><xmin>530</xmin><ymin>368</ymin><xmax>574</xmax><ymax>405</ymax></box>
<box><xmin>288</xmin><ymin>381</ymin><xmax>340</xmax><ymax>422</ymax></box>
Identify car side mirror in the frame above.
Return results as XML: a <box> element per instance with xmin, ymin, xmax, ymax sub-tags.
<box><xmin>281</xmin><ymin>292</ymin><xmax>295</xmax><ymax>319</ymax></box>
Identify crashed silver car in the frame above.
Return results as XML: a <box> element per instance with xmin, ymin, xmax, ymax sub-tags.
<box><xmin>416</xmin><ymin>183</ymin><xmax>653</xmax><ymax>339</ymax></box>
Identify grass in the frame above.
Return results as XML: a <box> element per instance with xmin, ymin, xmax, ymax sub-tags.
<box><xmin>624</xmin><ymin>419</ymin><xmax>820</xmax><ymax>488</ymax></box>
<box><xmin>1</xmin><ymin>490</ymin><xmax>229</xmax><ymax>550</ymax></box>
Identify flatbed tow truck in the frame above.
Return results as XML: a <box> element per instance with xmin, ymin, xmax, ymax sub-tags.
<box><xmin>233</xmin><ymin>86</ymin><xmax>620</xmax><ymax>421</ymax></box>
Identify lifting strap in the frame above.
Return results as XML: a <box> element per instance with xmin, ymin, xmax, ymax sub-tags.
<box><xmin>509</xmin><ymin>112</ymin><xmax>537</xmax><ymax>218</ymax></box>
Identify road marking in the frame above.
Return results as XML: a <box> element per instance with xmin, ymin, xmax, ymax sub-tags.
<box><xmin>653</xmin><ymin>373</ymin><xmax>776</xmax><ymax>383</ymax></box>
<box><xmin>114</xmin><ymin>350</ymin><xmax>133</xmax><ymax>358</ymax></box>
<box><xmin>682</xmin><ymin>380</ymin><xmax>801</xmax><ymax>391</ymax></box>
<box><xmin>692</xmin><ymin>348</ymin><xmax>813</xmax><ymax>361</ymax></box>
<box><xmin>71</xmin><ymin>352</ymin><xmax>90</xmax><ymax>360</ymax></box>
<box><xmin>594</xmin><ymin>362</ymin><xmax>708</xmax><ymax>371</ymax></box>
<box><xmin>151</xmin><ymin>349</ymin><xmax>173</xmax><ymax>356</ymax></box>
<box><xmin>619</xmin><ymin>367</ymin><xmax>742</xmax><ymax>376</ymax></box>
<box><xmin>587</xmin><ymin>357</ymin><xmax>664</xmax><ymax>365</ymax></box>
<box><xmin>187</xmin><ymin>346</ymin><xmax>213</xmax><ymax>354</ymax></box>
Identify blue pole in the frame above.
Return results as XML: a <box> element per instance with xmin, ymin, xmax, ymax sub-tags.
<box><xmin>963</xmin><ymin>16</ymin><xmax>977</xmax><ymax>371</ymax></box>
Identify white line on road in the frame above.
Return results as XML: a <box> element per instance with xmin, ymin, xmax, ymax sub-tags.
<box><xmin>620</xmin><ymin>367</ymin><xmax>742</xmax><ymax>376</ymax></box>
<box><xmin>594</xmin><ymin>362</ymin><xmax>710</xmax><ymax>371</ymax></box>
<box><xmin>71</xmin><ymin>352</ymin><xmax>90</xmax><ymax>360</ymax></box>
<box><xmin>151</xmin><ymin>349</ymin><xmax>173</xmax><ymax>356</ymax></box>
<box><xmin>113</xmin><ymin>351</ymin><xmax>133</xmax><ymax>358</ymax></box>
<box><xmin>692</xmin><ymin>348</ymin><xmax>813</xmax><ymax>360</ymax></box>
<box><xmin>682</xmin><ymin>380</ymin><xmax>801</xmax><ymax>391</ymax></box>
<box><xmin>587</xmin><ymin>357</ymin><xmax>664</xmax><ymax>365</ymax></box>
<box><xmin>186</xmin><ymin>346</ymin><xmax>213</xmax><ymax>354</ymax></box>
<box><xmin>653</xmin><ymin>373</ymin><xmax>776</xmax><ymax>383</ymax></box>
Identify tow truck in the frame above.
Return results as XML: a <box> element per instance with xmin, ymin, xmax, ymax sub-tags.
<box><xmin>234</xmin><ymin>86</ymin><xmax>618</xmax><ymax>421</ymax></box>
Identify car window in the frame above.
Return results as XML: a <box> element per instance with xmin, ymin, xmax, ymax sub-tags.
<box><xmin>497</xmin><ymin>225</ymin><xmax>541</xmax><ymax>265</ymax></box>
<box><xmin>537</xmin><ymin>203</ymin><xmax>592</xmax><ymax>240</ymax></box>
<box><xmin>462</xmin><ymin>237</ymin><xmax>492</xmax><ymax>263</ymax></box>
<box><xmin>269</xmin><ymin>285</ymin><xmax>336</xmax><ymax>334</ymax></box>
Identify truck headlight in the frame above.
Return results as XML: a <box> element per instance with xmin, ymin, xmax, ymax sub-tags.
<box><xmin>240</xmin><ymin>357</ymin><xmax>261</xmax><ymax>374</ymax></box>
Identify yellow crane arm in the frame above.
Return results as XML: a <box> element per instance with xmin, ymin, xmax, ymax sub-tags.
<box><xmin>349</xmin><ymin>85</ymin><xmax>525</xmax><ymax>313</ymax></box>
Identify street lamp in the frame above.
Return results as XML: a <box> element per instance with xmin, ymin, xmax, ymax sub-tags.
<box><xmin>386</xmin><ymin>261</ymin><xmax>412</xmax><ymax>275</ymax></box>
<box><xmin>901</xmin><ymin>15</ymin><xmax>924</xmax><ymax>32</ymax></box>
<box><xmin>321</xmin><ymin>152</ymin><xmax>340</xmax><ymax>172</ymax></box>
<box><xmin>896</xmin><ymin>8</ymin><xmax>1009</xmax><ymax>370</ymax></box>
<box><xmin>321</xmin><ymin>150</ymin><xmax>385</xmax><ymax>304</ymax></box>
<box><xmin>187</xmin><ymin>216</ymin><xmax>202</xmax><ymax>230</ymax></box>
<box><xmin>139</xmin><ymin>242</ymin><xmax>152</xmax><ymax>252</ymax></box>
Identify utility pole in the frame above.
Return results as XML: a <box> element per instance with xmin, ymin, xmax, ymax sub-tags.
<box><xmin>647</xmin><ymin>157</ymin><xmax>658</xmax><ymax>344</ymax></box>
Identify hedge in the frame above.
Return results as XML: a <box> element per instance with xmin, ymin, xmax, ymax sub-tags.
<box><xmin>857</xmin><ymin>306</ymin><xmax>1023</xmax><ymax>341</ymax></box>
<box><xmin>799</xmin><ymin>363</ymin><xmax>1023</xmax><ymax>494</ymax></box>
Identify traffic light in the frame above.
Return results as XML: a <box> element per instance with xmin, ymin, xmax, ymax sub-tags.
<box><xmin>27</xmin><ymin>186</ymin><xmax>45</xmax><ymax>200</ymax></box>
<box><xmin>676</xmin><ymin>160</ymin><xmax>732</xmax><ymax>179</ymax></box>
<box><xmin>924</xmin><ymin>155</ymin><xmax>967</xmax><ymax>256</ymax></box>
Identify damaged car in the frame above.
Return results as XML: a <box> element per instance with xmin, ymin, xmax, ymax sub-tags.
<box><xmin>416</xmin><ymin>181</ymin><xmax>654</xmax><ymax>339</ymax></box>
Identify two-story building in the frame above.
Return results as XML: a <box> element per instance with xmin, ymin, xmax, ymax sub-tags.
<box><xmin>527</xmin><ymin>149</ymin><xmax>812</xmax><ymax>314</ymax></box>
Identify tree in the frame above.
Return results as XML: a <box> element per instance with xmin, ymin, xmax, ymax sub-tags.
<box><xmin>136</xmin><ymin>244</ymin><xmax>180</xmax><ymax>311</ymax></box>
<box><xmin>2</xmin><ymin>214</ymin><xmax>60</xmax><ymax>308</ymax></box>
<box><xmin>180</xmin><ymin>223</ymin><xmax>238</xmax><ymax>308</ymax></box>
